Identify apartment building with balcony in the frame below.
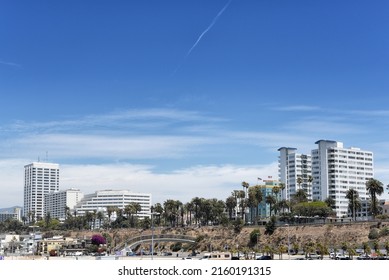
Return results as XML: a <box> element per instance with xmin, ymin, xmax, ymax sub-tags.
<box><xmin>311</xmin><ymin>140</ymin><xmax>373</xmax><ymax>218</ymax></box>
<box><xmin>278</xmin><ymin>147</ymin><xmax>312</xmax><ymax>201</ymax></box>
<box><xmin>279</xmin><ymin>140</ymin><xmax>374</xmax><ymax>218</ymax></box>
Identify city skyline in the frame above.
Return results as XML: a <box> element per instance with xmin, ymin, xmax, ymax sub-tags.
<box><xmin>1</xmin><ymin>1</ymin><xmax>389</xmax><ymax>207</ymax></box>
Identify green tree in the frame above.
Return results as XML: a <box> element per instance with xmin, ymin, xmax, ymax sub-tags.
<box><xmin>345</xmin><ymin>189</ymin><xmax>361</xmax><ymax>221</ymax></box>
<box><xmin>44</xmin><ymin>212</ymin><xmax>51</xmax><ymax>229</ymax></box>
<box><xmin>225</xmin><ymin>195</ymin><xmax>237</xmax><ymax>221</ymax></box>
<box><xmin>324</xmin><ymin>197</ymin><xmax>336</xmax><ymax>208</ymax></box>
<box><xmin>96</xmin><ymin>211</ymin><xmax>105</xmax><ymax>228</ymax></box>
<box><xmin>249</xmin><ymin>229</ymin><xmax>261</xmax><ymax>247</ymax></box>
<box><xmin>293</xmin><ymin>189</ymin><xmax>308</xmax><ymax>204</ymax></box>
<box><xmin>265</xmin><ymin>195</ymin><xmax>276</xmax><ymax>216</ymax></box>
<box><xmin>264</xmin><ymin>216</ymin><xmax>277</xmax><ymax>235</ymax></box>
<box><xmin>366</xmin><ymin>178</ymin><xmax>384</xmax><ymax>218</ymax></box>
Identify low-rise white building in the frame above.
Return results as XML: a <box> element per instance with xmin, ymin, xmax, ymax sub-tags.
<box><xmin>0</xmin><ymin>207</ymin><xmax>22</xmax><ymax>222</ymax></box>
<box><xmin>73</xmin><ymin>189</ymin><xmax>152</xmax><ymax>220</ymax></box>
<box><xmin>44</xmin><ymin>188</ymin><xmax>84</xmax><ymax>220</ymax></box>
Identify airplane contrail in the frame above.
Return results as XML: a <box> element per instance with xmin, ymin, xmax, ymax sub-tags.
<box><xmin>172</xmin><ymin>0</ymin><xmax>232</xmax><ymax>75</ymax></box>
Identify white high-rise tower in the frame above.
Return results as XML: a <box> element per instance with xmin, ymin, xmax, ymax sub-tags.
<box><xmin>311</xmin><ymin>140</ymin><xmax>373</xmax><ymax>218</ymax></box>
<box><xmin>278</xmin><ymin>147</ymin><xmax>312</xmax><ymax>201</ymax></box>
<box><xmin>23</xmin><ymin>162</ymin><xmax>60</xmax><ymax>221</ymax></box>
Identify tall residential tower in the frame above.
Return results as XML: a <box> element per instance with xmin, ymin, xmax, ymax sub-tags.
<box><xmin>278</xmin><ymin>147</ymin><xmax>312</xmax><ymax>201</ymax></box>
<box><xmin>311</xmin><ymin>140</ymin><xmax>373</xmax><ymax>218</ymax></box>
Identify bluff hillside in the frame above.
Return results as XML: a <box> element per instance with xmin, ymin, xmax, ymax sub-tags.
<box><xmin>71</xmin><ymin>221</ymin><xmax>389</xmax><ymax>252</ymax></box>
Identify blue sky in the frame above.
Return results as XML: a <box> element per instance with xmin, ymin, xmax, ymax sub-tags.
<box><xmin>1</xmin><ymin>0</ymin><xmax>389</xmax><ymax>207</ymax></box>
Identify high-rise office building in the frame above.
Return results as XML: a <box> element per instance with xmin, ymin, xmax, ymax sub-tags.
<box><xmin>24</xmin><ymin>162</ymin><xmax>60</xmax><ymax>221</ymax></box>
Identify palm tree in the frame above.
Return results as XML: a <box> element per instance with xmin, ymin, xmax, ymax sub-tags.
<box><xmin>265</xmin><ymin>195</ymin><xmax>276</xmax><ymax>216</ymax></box>
<box><xmin>225</xmin><ymin>195</ymin><xmax>237</xmax><ymax>220</ymax></box>
<box><xmin>163</xmin><ymin>199</ymin><xmax>181</xmax><ymax>227</ymax></box>
<box><xmin>106</xmin><ymin>206</ymin><xmax>116</xmax><ymax>224</ymax></box>
<box><xmin>277</xmin><ymin>199</ymin><xmax>289</xmax><ymax>215</ymax></box>
<box><xmin>64</xmin><ymin>206</ymin><xmax>72</xmax><ymax>221</ymax></box>
<box><xmin>296</xmin><ymin>176</ymin><xmax>303</xmax><ymax>190</ymax></box>
<box><xmin>279</xmin><ymin>182</ymin><xmax>286</xmax><ymax>200</ymax></box>
<box><xmin>184</xmin><ymin>202</ymin><xmax>194</xmax><ymax>225</ymax></box>
<box><xmin>242</xmin><ymin>181</ymin><xmax>249</xmax><ymax>198</ymax></box>
<box><xmin>366</xmin><ymin>178</ymin><xmax>384</xmax><ymax>218</ymax></box>
<box><xmin>345</xmin><ymin>189</ymin><xmax>361</xmax><ymax>221</ymax></box>
<box><xmin>307</xmin><ymin>175</ymin><xmax>313</xmax><ymax>201</ymax></box>
<box><xmin>247</xmin><ymin>188</ymin><xmax>258</xmax><ymax>224</ymax></box>
<box><xmin>293</xmin><ymin>189</ymin><xmax>308</xmax><ymax>204</ymax></box>
<box><xmin>44</xmin><ymin>212</ymin><xmax>51</xmax><ymax>229</ymax></box>
<box><xmin>96</xmin><ymin>211</ymin><xmax>105</xmax><ymax>228</ymax></box>
<box><xmin>191</xmin><ymin>197</ymin><xmax>202</xmax><ymax>226</ymax></box>
<box><xmin>237</xmin><ymin>190</ymin><xmax>247</xmax><ymax>220</ymax></box>
<box><xmin>241</xmin><ymin>182</ymin><xmax>250</xmax><ymax>222</ymax></box>
<box><xmin>85</xmin><ymin>211</ymin><xmax>94</xmax><ymax>230</ymax></box>
<box><xmin>153</xmin><ymin>203</ymin><xmax>164</xmax><ymax>226</ymax></box>
<box><xmin>324</xmin><ymin>197</ymin><xmax>336</xmax><ymax>208</ymax></box>
<box><xmin>131</xmin><ymin>202</ymin><xmax>142</xmax><ymax>227</ymax></box>
<box><xmin>272</xmin><ymin>186</ymin><xmax>280</xmax><ymax>203</ymax></box>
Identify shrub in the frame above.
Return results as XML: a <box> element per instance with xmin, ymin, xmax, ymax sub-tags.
<box><xmin>170</xmin><ymin>242</ymin><xmax>182</xmax><ymax>252</ymax></box>
<box><xmin>91</xmin><ymin>234</ymin><xmax>106</xmax><ymax>245</ymax></box>
<box><xmin>368</xmin><ymin>228</ymin><xmax>379</xmax><ymax>240</ymax></box>
<box><xmin>249</xmin><ymin>229</ymin><xmax>261</xmax><ymax>245</ymax></box>
<box><xmin>379</xmin><ymin>227</ymin><xmax>389</xmax><ymax>237</ymax></box>
<box><xmin>265</xmin><ymin>216</ymin><xmax>277</xmax><ymax>235</ymax></box>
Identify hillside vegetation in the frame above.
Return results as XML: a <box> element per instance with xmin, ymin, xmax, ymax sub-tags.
<box><xmin>71</xmin><ymin>221</ymin><xmax>389</xmax><ymax>254</ymax></box>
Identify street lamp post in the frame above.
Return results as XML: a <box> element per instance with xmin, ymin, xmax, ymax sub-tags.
<box><xmin>151</xmin><ymin>212</ymin><xmax>154</xmax><ymax>260</ymax></box>
<box><xmin>285</xmin><ymin>224</ymin><xmax>290</xmax><ymax>260</ymax></box>
<box><xmin>256</xmin><ymin>233</ymin><xmax>260</xmax><ymax>253</ymax></box>
<box><xmin>151</xmin><ymin>209</ymin><xmax>160</xmax><ymax>260</ymax></box>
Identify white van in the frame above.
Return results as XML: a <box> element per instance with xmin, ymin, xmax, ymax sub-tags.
<box><xmin>200</xmin><ymin>252</ymin><xmax>232</xmax><ymax>260</ymax></box>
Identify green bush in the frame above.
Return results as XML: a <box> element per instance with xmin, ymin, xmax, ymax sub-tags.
<box><xmin>379</xmin><ymin>227</ymin><xmax>389</xmax><ymax>237</ymax></box>
<box><xmin>170</xmin><ymin>242</ymin><xmax>182</xmax><ymax>252</ymax></box>
<box><xmin>368</xmin><ymin>228</ymin><xmax>380</xmax><ymax>240</ymax></box>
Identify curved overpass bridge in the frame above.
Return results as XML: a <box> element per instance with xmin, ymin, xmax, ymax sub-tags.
<box><xmin>117</xmin><ymin>234</ymin><xmax>197</xmax><ymax>251</ymax></box>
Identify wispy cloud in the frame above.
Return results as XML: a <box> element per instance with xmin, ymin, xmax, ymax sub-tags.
<box><xmin>1</xmin><ymin>108</ymin><xmax>224</xmax><ymax>134</ymax></box>
<box><xmin>0</xmin><ymin>59</ymin><xmax>22</xmax><ymax>68</ymax></box>
<box><xmin>274</xmin><ymin>105</ymin><xmax>321</xmax><ymax>112</ymax></box>
<box><xmin>0</xmin><ymin>108</ymin><xmax>226</xmax><ymax>161</ymax></box>
<box><xmin>12</xmin><ymin>133</ymin><xmax>214</xmax><ymax>160</ymax></box>
<box><xmin>173</xmin><ymin>0</ymin><xmax>232</xmax><ymax>74</ymax></box>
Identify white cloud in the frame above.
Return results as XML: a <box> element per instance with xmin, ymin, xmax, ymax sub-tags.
<box><xmin>57</xmin><ymin>162</ymin><xmax>279</xmax><ymax>205</ymax></box>
<box><xmin>2</xmin><ymin>107</ymin><xmax>389</xmax><ymax>208</ymax></box>
<box><xmin>0</xmin><ymin>159</ymin><xmax>26</xmax><ymax>207</ymax></box>
<box><xmin>12</xmin><ymin>133</ymin><xmax>213</xmax><ymax>160</ymax></box>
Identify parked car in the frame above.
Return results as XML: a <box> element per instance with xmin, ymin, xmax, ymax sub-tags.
<box><xmin>256</xmin><ymin>255</ymin><xmax>272</xmax><ymax>260</ymax></box>
<box><xmin>306</xmin><ymin>253</ymin><xmax>322</xmax><ymax>260</ymax></box>
<box><xmin>330</xmin><ymin>252</ymin><xmax>348</xmax><ymax>259</ymax></box>
<box><xmin>335</xmin><ymin>254</ymin><xmax>350</xmax><ymax>260</ymax></box>
<box><xmin>357</xmin><ymin>254</ymin><xmax>371</xmax><ymax>260</ymax></box>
